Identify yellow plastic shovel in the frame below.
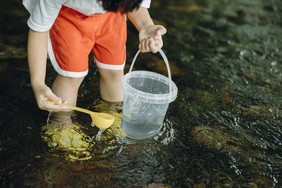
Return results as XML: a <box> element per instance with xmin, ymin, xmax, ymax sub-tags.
<box><xmin>46</xmin><ymin>99</ymin><xmax>115</xmax><ymax>129</ymax></box>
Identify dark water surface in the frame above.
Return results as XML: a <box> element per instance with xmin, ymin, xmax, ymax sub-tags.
<box><xmin>0</xmin><ymin>0</ymin><xmax>281</xmax><ymax>187</ymax></box>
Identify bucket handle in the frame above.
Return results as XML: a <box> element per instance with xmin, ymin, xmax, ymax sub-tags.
<box><xmin>129</xmin><ymin>49</ymin><xmax>173</xmax><ymax>95</ymax></box>
<box><xmin>129</xmin><ymin>49</ymin><xmax>172</xmax><ymax>80</ymax></box>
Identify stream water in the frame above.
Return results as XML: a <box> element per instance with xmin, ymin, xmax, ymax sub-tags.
<box><xmin>0</xmin><ymin>0</ymin><xmax>281</xmax><ymax>187</ymax></box>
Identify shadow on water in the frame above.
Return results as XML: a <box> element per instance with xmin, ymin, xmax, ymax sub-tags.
<box><xmin>0</xmin><ymin>0</ymin><xmax>281</xmax><ymax>187</ymax></box>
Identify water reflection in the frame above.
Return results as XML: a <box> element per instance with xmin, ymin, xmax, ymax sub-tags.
<box><xmin>0</xmin><ymin>0</ymin><xmax>281</xmax><ymax>187</ymax></box>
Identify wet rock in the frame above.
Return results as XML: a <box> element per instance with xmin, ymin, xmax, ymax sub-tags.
<box><xmin>191</xmin><ymin>125</ymin><xmax>243</xmax><ymax>152</ymax></box>
<box><xmin>146</xmin><ymin>59</ymin><xmax>184</xmax><ymax>76</ymax></box>
<box><xmin>210</xmin><ymin>172</ymin><xmax>233</xmax><ymax>187</ymax></box>
<box><xmin>257</xmin><ymin>85</ymin><xmax>272</xmax><ymax>93</ymax></box>
<box><xmin>195</xmin><ymin>90</ymin><xmax>215</xmax><ymax>104</ymax></box>
<box><xmin>193</xmin><ymin>182</ymin><xmax>206</xmax><ymax>188</ymax></box>
<box><xmin>220</xmin><ymin>87</ymin><xmax>237</xmax><ymax>107</ymax></box>
<box><xmin>245</xmin><ymin>105</ymin><xmax>280</xmax><ymax>119</ymax></box>
<box><xmin>253</xmin><ymin>177</ymin><xmax>274</xmax><ymax>188</ymax></box>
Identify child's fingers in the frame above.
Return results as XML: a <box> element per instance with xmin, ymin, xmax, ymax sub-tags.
<box><xmin>140</xmin><ymin>37</ymin><xmax>163</xmax><ymax>53</ymax></box>
<box><xmin>149</xmin><ymin>39</ymin><xmax>159</xmax><ymax>53</ymax></box>
<box><xmin>45</xmin><ymin>103</ymin><xmax>69</xmax><ymax>112</ymax></box>
<box><xmin>46</xmin><ymin>92</ymin><xmax>62</xmax><ymax>104</ymax></box>
<box><xmin>43</xmin><ymin>92</ymin><xmax>68</xmax><ymax>111</ymax></box>
<box><xmin>43</xmin><ymin>99</ymin><xmax>69</xmax><ymax>111</ymax></box>
<box><xmin>145</xmin><ymin>38</ymin><xmax>152</xmax><ymax>51</ymax></box>
<box><xmin>155</xmin><ymin>25</ymin><xmax>167</xmax><ymax>37</ymax></box>
<box><xmin>139</xmin><ymin>38</ymin><xmax>150</xmax><ymax>52</ymax></box>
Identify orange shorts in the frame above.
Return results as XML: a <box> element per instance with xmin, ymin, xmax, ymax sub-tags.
<box><xmin>48</xmin><ymin>6</ymin><xmax>127</xmax><ymax>78</ymax></box>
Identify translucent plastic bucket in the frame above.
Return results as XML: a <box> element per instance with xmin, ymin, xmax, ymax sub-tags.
<box><xmin>120</xmin><ymin>49</ymin><xmax>178</xmax><ymax>139</ymax></box>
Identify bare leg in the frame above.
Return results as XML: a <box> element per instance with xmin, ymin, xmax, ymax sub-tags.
<box><xmin>52</xmin><ymin>74</ymin><xmax>85</xmax><ymax>107</ymax></box>
<box><xmin>47</xmin><ymin>74</ymin><xmax>84</xmax><ymax>127</ymax></box>
<box><xmin>98</xmin><ymin>68</ymin><xmax>124</xmax><ymax>102</ymax></box>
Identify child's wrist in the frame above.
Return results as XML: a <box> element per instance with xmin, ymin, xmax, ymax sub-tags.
<box><xmin>30</xmin><ymin>80</ymin><xmax>45</xmax><ymax>88</ymax></box>
<box><xmin>139</xmin><ymin>23</ymin><xmax>154</xmax><ymax>31</ymax></box>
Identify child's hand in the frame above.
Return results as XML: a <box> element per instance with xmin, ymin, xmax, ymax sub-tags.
<box><xmin>32</xmin><ymin>84</ymin><xmax>68</xmax><ymax>111</ymax></box>
<box><xmin>139</xmin><ymin>25</ymin><xmax>167</xmax><ymax>53</ymax></box>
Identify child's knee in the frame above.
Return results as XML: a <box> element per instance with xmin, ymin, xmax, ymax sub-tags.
<box><xmin>54</xmin><ymin>75</ymin><xmax>84</xmax><ymax>91</ymax></box>
<box><xmin>99</xmin><ymin>69</ymin><xmax>124</xmax><ymax>81</ymax></box>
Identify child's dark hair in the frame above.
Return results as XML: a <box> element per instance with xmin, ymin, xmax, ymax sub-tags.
<box><xmin>102</xmin><ymin>0</ymin><xmax>143</xmax><ymax>13</ymax></box>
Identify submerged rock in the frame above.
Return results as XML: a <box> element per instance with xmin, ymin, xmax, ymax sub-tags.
<box><xmin>257</xmin><ymin>85</ymin><xmax>272</xmax><ymax>93</ymax></box>
<box><xmin>220</xmin><ymin>87</ymin><xmax>237</xmax><ymax>107</ymax></box>
<box><xmin>42</xmin><ymin>122</ymin><xmax>94</xmax><ymax>161</ymax></box>
<box><xmin>191</xmin><ymin>125</ymin><xmax>242</xmax><ymax>152</ymax></box>
<box><xmin>194</xmin><ymin>90</ymin><xmax>215</xmax><ymax>104</ymax></box>
<box><xmin>245</xmin><ymin>105</ymin><xmax>280</xmax><ymax>119</ymax></box>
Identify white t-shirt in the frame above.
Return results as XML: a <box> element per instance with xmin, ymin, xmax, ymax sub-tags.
<box><xmin>23</xmin><ymin>0</ymin><xmax>151</xmax><ymax>32</ymax></box>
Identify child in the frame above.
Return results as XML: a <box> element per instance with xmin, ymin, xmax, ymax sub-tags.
<box><xmin>23</xmin><ymin>0</ymin><xmax>166</xmax><ymax>112</ymax></box>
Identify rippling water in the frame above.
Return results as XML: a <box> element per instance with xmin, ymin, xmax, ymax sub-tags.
<box><xmin>0</xmin><ymin>0</ymin><xmax>281</xmax><ymax>187</ymax></box>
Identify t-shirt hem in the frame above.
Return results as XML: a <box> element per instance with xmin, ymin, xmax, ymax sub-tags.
<box><xmin>27</xmin><ymin>18</ymin><xmax>52</xmax><ymax>32</ymax></box>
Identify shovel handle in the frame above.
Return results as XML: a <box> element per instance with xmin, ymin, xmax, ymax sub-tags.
<box><xmin>45</xmin><ymin>99</ymin><xmax>93</xmax><ymax>115</ymax></box>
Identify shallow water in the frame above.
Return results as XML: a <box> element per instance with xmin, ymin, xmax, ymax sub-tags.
<box><xmin>0</xmin><ymin>0</ymin><xmax>281</xmax><ymax>187</ymax></box>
